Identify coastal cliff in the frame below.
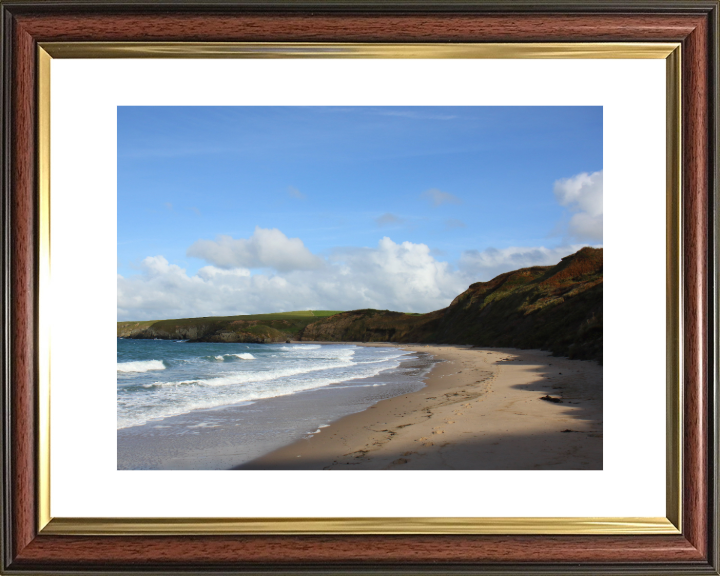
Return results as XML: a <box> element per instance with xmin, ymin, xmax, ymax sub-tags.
<box><xmin>117</xmin><ymin>312</ymin><xmax>339</xmax><ymax>344</ymax></box>
<box><xmin>430</xmin><ymin>246</ymin><xmax>602</xmax><ymax>360</ymax></box>
<box><xmin>118</xmin><ymin>247</ymin><xmax>603</xmax><ymax>361</ymax></box>
<box><xmin>296</xmin><ymin>247</ymin><xmax>602</xmax><ymax>361</ymax></box>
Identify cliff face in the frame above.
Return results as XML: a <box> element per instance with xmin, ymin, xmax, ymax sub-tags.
<box><xmin>431</xmin><ymin>247</ymin><xmax>602</xmax><ymax>360</ymax></box>
<box><xmin>118</xmin><ymin>248</ymin><xmax>603</xmax><ymax>361</ymax></box>
<box><xmin>297</xmin><ymin>247</ymin><xmax>603</xmax><ymax>362</ymax></box>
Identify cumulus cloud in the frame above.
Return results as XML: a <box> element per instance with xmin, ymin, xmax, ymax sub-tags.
<box><xmin>553</xmin><ymin>170</ymin><xmax>603</xmax><ymax>242</ymax></box>
<box><xmin>375</xmin><ymin>213</ymin><xmax>403</xmax><ymax>227</ymax></box>
<box><xmin>186</xmin><ymin>227</ymin><xmax>323</xmax><ymax>272</ymax></box>
<box><xmin>118</xmin><ymin>237</ymin><xmax>470</xmax><ymax>321</ymax></box>
<box><xmin>421</xmin><ymin>188</ymin><xmax>462</xmax><ymax>206</ymax></box>
<box><xmin>460</xmin><ymin>244</ymin><xmax>587</xmax><ymax>281</ymax></box>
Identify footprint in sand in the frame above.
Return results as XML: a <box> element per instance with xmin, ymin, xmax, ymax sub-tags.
<box><xmin>432</xmin><ymin>429</ymin><xmax>445</xmax><ymax>435</ymax></box>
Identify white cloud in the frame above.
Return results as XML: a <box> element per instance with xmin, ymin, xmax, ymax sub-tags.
<box><xmin>553</xmin><ymin>170</ymin><xmax>603</xmax><ymax>242</ymax></box>
<box><xmin>421</xmin><ymin>188</ymin><xmax>462</xmax><ymax>206</ymax></box>
<box><xmin>120</xmin><ymin>167</ymin><xmax>605</xmax><ymax>324</ymax></box>
<box><xmin>186</xmin><ymin>227</ymin><xmax>323</xmax><ymax>272</ymax></box>
<box><xmin>118</xmin><ymin>237</ymin><xmax>470</xmax><ymax>321</ymax></box>
<box><xmin>459</xmin><ymin>244</ymin><xmax>587</xmax><ymax>281</ymax></box>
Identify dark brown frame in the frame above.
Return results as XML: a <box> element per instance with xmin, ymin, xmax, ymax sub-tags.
<box><xmin>1</xmin><ymin>1</ymin><xmax>718</xmax><ymax>574</ymax></box>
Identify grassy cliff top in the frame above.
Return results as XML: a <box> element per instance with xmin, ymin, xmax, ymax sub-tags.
<box><xmin>118</xmin><ymin>309</ymin><xmax>342</xmax><ymax>329</ymax></box>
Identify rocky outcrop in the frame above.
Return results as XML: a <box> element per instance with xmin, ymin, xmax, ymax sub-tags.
<box><xmin>191</xmin><ymin>326</ymin><xmax>289</xmax><ymax>344</ymax></box>
<box><xmin>117</xmin><ymin>323</ymin><xmax>215</xmax><ymax>340</ymax></box>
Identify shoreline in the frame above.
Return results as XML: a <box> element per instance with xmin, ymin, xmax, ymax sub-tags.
<box><xmin>117</xmin><ymin>342</ymin><xmax>433</xmax><ymax>470</ymax></box>
<box><xmin>238</xmin><ymin>344</ymin><xmax>603</xmax><ymax>470</ymax></box>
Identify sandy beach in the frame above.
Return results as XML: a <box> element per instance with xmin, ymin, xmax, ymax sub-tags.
<box><xmin>239</xmin><ymin>345</ymin><xmax>602</xmax><ymax>470</ymax></box>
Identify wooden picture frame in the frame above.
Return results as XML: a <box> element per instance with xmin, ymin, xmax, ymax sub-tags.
<box><xmin>1</xmin><ymin>1</ymin><xmax>718</xmax><ymax>573</ymax></box>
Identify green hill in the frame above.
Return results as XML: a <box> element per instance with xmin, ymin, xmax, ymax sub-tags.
<box><xmin>117</xmin><ymin>310</ymin><xmax>343</xmax><ymax>343</ymax></box>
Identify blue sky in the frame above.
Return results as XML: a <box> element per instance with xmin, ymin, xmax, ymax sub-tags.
<box><xmin>118</xmin><ymin>106</ymin><xmax>602</xmax><ymax>320</ymax></box>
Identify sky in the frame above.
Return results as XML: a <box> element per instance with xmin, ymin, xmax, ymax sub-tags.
<box><xmin>117</xmin><ymin>106</ymin><xmax>602</xmax><ymax>321</ymax></box>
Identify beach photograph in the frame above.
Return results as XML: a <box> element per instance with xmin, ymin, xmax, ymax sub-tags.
<box><xmin>117</xmin><ymin>106</ymin><xmax>603</xmax><ymax>471</ymax></box>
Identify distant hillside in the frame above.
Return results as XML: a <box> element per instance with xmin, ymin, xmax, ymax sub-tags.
<box><xmin>297</xmin><ymin>247</ymin><xmax>602</xmax><ymax>361</ymax></box>
<box><xmin>117</xmin><ymin>310</ymin><xmax>342</xmax><ymax>343</ymax></box>
<box><xmin>296</xmin><ymin>308</ymin><xmax>443</xmax><ymax>343</ymax></box>
<box><xmin>118</xmin><ymin>247</ymin><xmax>602</xmax><ymax>361</ymax></box>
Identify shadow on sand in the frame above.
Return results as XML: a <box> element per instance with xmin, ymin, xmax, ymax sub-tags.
<box><xmin>236</xmin><ymin>351</ymin><xmax>602</xmax><ymax>471</ymax></box>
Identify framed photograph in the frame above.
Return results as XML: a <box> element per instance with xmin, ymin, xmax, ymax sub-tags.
<box><xmin>1</xmin><ymin>1</ymin><xmax>717</xmax><ymax>574</ymax></box>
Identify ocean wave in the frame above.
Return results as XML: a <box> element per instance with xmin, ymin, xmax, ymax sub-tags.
<box><xmin>211</xmin><ymin>353</ymin><xmax>256</xmax><ymax>362</ymax></box>
<box><xmin>142</xmin><ymin>380</ymin><xmax>199</xmax><ymax>388</ymax></box>
<box><xmin>197</xmin><ymin>358</ymin><xmax>355</xmax><ymax>387</ymax></box>
<box><xmin>118</xmin><ymin>371</ymin><xmax>357</xmax><ymax>428</ymax></box>
<box><xmin>117</xmin><ymin>360</ymin><xmax>166</xmax><ymax>373</ymax></box>
<box><xmin>116</xmin><ymin>341</ymin><xmax>419</xmax><ymax>429</ymax></box>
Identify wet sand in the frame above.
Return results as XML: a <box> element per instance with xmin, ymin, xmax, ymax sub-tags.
<box><xmin>239</xmin><ymin>345</ymin><xmax>602</xmax><ymax>470</ymax></box>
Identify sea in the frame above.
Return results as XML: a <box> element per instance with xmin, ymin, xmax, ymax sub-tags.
<box><xmin>117</xmin><ymin>339</ymin><xmax>435</xmax><ymax>470</ymax></box>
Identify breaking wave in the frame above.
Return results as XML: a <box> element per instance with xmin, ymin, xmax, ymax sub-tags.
<box><xmin>117</xmin><ymin>360</ymin><xmax>166</xmax><ymax>373</ymax></box>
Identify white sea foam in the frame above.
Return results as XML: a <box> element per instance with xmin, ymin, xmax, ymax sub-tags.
<box><xmin>117</xmin><ymin>342</ymin><xmax>418</xmax><ymax>429</ymax></box>
<box><xmin>118</xmin><ymin>361</ymin><xmax>395</xmax><ymax>428</ymax></box>
<box><xmin>213</xmin><ymin>353</ymin><xmax>256</xmax><ymax>362</ymax></box>
<box><xmin>191</xmin><ymin>358</ymin><xmax>355</xmax><ymax>388</ymax></box>
<box><xmin>117</xmin><ymin>360</ymin><xmax>166</xmax><ymax>373</ymax></box>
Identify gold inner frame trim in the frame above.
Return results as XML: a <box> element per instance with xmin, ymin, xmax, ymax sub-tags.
<box><xmin>37</xmin><ymin>46</ymin><xmax>52</xmax><ymax>532</ymax></box>
<box><xmin>36</xmin><ymin>42</ymin><xmax>683</xmax><ymax>536</ymax></box>
<box><xmin>40</xmin><ymin>41</ymin><xmax>679</xmax><ymax>59</ymax></box>
<box><xmin>665</xmin><ymin>45</ymin><xmax>683</xmax><ymax>531</ymax></box>
<box><xmin>43</xmin><ymin>516</ymin><xmax>677</xmax><ymax>536</ymax></box>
